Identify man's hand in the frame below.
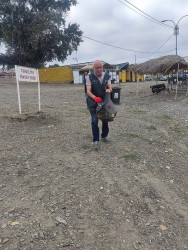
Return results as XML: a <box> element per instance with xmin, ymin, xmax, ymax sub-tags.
<box><xmin>94</xmin><ymin>97</ymin><xmax>102</xmax><ymax>103</ymax></box>
<box><xmin>106</xmin><ymin>89</ymin><xmax>111</xmax><ymax>93</ymax></box>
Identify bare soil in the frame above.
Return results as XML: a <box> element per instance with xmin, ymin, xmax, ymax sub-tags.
<box><xmin>0</xmin><ymin>80</ymin><xmax>188</xmax><ymax>250</ymax></box>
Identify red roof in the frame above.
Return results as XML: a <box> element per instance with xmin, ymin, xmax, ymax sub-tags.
<box><xmin>0</xmin><ymin>72</ymin><xmax>8</xmax><ymax>76</ymax></box>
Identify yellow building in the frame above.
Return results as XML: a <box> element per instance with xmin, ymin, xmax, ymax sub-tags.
<box><xmin>116</xmin><ymin>63</ymin><xmax>144</xmax><ymax>82</ymax></box>
<box><xmin>38</xmin><ymin>62</ymin><xmax>144</xmax><ymax>84</ymax></box>
<box><xmin>116</xmin><ymin>63</ymin><xmax>129</xmax><ymax>83</ymax></box>
<box><xmin>137</xmin><ymin>73</ymin><xmax>144</xmax><ymax>82</ymax></box>
<box><xmin>38</xmin><ymin>66</ymin><xmax>73</xmax><ymax>83</ymax></box>
<box><xmin>121</xmin><ymin>70</ymin><xmax>126</xmax><ymax>82</ymax></box>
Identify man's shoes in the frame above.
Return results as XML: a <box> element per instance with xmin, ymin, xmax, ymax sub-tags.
<box><xmin>93</xmin><ymin>141</ymin><xmax>99</xmax><ymax>150</ymax></box>
<box><xmin>101</xmin><ymin>137</ymin><xmax>111</xmax><ymax>143</ymax></box>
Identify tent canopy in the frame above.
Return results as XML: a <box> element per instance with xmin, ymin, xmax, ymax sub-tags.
<box><xmin>132</xmin><ymin>55</ymin><xmax>188</xmax><ymax>75</ymax></box>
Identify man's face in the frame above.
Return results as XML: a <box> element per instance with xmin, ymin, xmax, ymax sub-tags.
<box><xmin>93</xmin><ymin>63</ymin><xmax>103</xmax><ymax>77</ymax></box>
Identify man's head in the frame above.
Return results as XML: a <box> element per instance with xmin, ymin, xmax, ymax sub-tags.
<box><xmin>93</xmin><ymin>60</ymin><xmax>103</xmax><ymax>77</ymax></box>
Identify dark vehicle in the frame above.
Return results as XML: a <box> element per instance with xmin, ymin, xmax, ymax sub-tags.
<box><xmin>145</xmin><ymin>76</ymin><xmax>152</xmax><ymax>81</ymax></box>
<box><xmin>160</xmin><ymin>75</ymin><xmax>167</xmax><ymax>81</ymax></box>
<box><xmin>154</xmin><ymin>75</ymin><xmax>167</xmax><ymax>81</ymax></box>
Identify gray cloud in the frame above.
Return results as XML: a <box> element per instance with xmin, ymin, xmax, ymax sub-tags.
<box><xmin>58</xmin><ymin>0</ymin><xmax>188</xmax><ymax>66</ymax></box>
<box><xmin>1</xmin><ymin>0</ymin><xmax>185</xmax><ymax>67</ymax></box>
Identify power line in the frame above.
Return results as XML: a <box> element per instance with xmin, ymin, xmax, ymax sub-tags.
<box><xmin>151</xmin><ymin>34</ymin><xmax>174</xmax><ymax>54</ymax></box>
<box><xmin>82</xmin><ymin>35</ymin><xmax>175</xmax><ymax>54</ymax></box>
<box><xmin>144</xmin><ymin>33</ymin><xmax>175</xmax><ymax>57</ymax></box>
<box><xmin>117</xmin><ymin>0</ymin><xmax>173</xmax><ymax>29</ymax></box>
<box><xmin>136</xmin><ymin>47</ymin><xmax>175</xmax><ymax>63</ymax></box>
<box><xmin>123</xmin><ymin>0</ymin><xmax>173</xmax><ymax>28</ymax></box>
<box><xmin>117</xmin><ymin>0</ymin><xmax>160</xmax><ymax>26</ymax></box>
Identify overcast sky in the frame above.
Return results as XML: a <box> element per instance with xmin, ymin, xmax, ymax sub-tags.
<box><xmin>0</xmin><ymin>0</ymin><xmax>187</xmax><ymax>67</ymax></box>
<box><xmin>56</xmin><ymin>0</ymin><xmax>188</xmax><ymax>66</ymax></box>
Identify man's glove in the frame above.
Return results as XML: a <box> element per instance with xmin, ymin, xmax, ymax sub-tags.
<box><xmin>94</xmin><ymin>97</ymin><xmax>102</xmax><ymax>103</ymax></box>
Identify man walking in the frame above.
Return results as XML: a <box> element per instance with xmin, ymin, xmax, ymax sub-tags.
<box><xmin>86</xmin><ymin>60</ymin><xmax>112</xmax><ymax>149</ymax></box>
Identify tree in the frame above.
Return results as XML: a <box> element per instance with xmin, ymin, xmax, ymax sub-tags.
<box><xmin>0</xmin><ymin>0</ymin><xmax>83</xmax><ymax>68</ymax></box>
<box><xmin>49</xmin><ymin>64</ymin><xmax>60</xmax><ymax>67</ymax></box>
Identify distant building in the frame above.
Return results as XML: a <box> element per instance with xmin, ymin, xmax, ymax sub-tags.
<box><xmin>184</xmin><ymin>56</ymin><xmax>188</xmax><ymax>63</ymax></box>
<box><xmin>38</xmin><ymin>61</ymin><xmax>144</xmax><ymax>84</ymax></box>
<box><xmin>0</xmin><ymin>71</ymin><xmax>9</xmax><ymax>78</ymax></box>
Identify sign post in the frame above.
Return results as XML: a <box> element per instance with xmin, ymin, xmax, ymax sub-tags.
<box><xmin>36</xmin><ymin>69</ymin><xmax>41</xmax><ymax>111</ymax></box>
<box><xmin>15</xmin><ymin>65</ymin><xmax>40</xmax><ymax>114</ymax></box>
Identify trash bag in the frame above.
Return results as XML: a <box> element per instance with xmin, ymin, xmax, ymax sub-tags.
<box><xmin>96</xmin><ymin>93</ymin><xmax>117</xmax><ymax>122</ymax></box>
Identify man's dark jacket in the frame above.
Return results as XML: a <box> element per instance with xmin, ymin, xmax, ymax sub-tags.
<box><xmin>87</xmin><ymin>73</ymin><xmax>110</xmax><ymax>111</ymax></box>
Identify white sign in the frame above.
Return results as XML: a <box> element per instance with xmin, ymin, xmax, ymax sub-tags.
<box><xmin>15</xmin><ymin>65</ymin><xmax>41</xmax><ymax>114</ymax></box>
<box><xmin>15</xmin><ymin>65</ymin><xmax>38</xmax><ymax>82</ymax></box>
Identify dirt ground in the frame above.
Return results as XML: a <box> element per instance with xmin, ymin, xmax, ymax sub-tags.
<box><xmin>0</xmin><ymin>79</ymin><xmax>188</xmax><ymax>250</ymax></box>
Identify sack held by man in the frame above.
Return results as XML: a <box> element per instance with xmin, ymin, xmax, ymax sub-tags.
<box><xmin>96</xmin><ymin>93</ymin><xmax>117</xmax><ymax>122</ymax></box>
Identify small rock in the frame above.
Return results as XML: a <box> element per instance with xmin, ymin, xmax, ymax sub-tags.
<box><xmin>2</xmin><ymin>238</ymin><xmax>9</xmax><ymax>244</ymax></box>
<box><xmin>145</xmin><ymin>222</ymin><xmax>151</xmax><ymax>226</ymax></box>
<box><xmin>10</xmin><ymin>221</ymin><xmax>19</xmax><ymax>226</ymax></box>
<box><xmin>17</xmin><ymin>169</ymin><xmax>25</xmax><ymax>176</ymax></box>
<box><xmin>77</xmin><ymin>214</ymin><xmax>84</xmax><ymax>219</ymax></box>
<box><xmin>33</xmin><ymin>233</ymin><xmax>38</xmax><ymax>238</ymax></box>
<box><xmin>159</xmin><ymin>224</ymin><xmax>167</xmax><ymax>231</ymax></box>
<box><xmin>56</xmin><ymin>217</ymin><xmax>67</xmax><ymax>225</ymax></box>
<box><xmin>25</xmin><ymin>165</ymin><xmax>31</xmax><ymax>170</ymax></box>
<box><xmin>8</xmin><ymin>207</ymin><xmax>15</xmax><ymax>213</ymax></box>
<box><xmin>39</xmin><ymin>231</ymin><xmax>44</xmax><ymax>238</ymax></box>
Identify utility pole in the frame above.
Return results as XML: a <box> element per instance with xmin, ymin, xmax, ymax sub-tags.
<box><xmin>161</xmin><ymin>15</ymin><xmax>188</xmax><ymax>55</ymax></box>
